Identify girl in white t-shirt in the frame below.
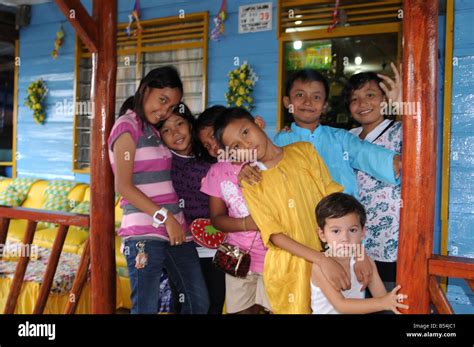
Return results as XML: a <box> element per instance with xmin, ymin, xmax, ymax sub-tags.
<box><xmin>311</xmin><ymin>192</ymin><xmax>408</xmax><ymax>314</ymax></box>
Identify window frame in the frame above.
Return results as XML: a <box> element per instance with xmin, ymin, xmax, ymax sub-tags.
<box><xmin>276</xmin><ymin>0</ymin><xmax>402</xmax><ymax>130</ymax></box>
<box><xmin>72</xmin><ymin>12</ymin><xmax>209</xmax><ymax>173</ymax></box>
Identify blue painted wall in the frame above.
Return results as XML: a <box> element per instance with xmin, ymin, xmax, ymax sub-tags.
<box><xmin>16</xmin><ymin>0</ymin><xmax>278</xmax><ymax>182</ymax></box>
<box><xmin>446</xmin><ymin>0</ymin><xmax>474</xmax><ymax>314</ymax></box>
<box><xmin>13</xmin><ymin>0</ymin><xmax>474</xmax><ymax>312</ymax></box>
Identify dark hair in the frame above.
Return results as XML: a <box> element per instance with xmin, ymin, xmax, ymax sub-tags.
<box><xmin>133</xmin><ymin>66</ymin><xmax>183</xmax><ymax>122</ymax></box>
<box><xmin>156</xmin><ymin>102</ymin><xmax>208</xmax><ymax>160</ymax></box>
<box><xmin>118</xmin><ymin>96</ymin><xmax>135</xmax><ymax>117</ymax></box>
<box><xmin>315</xmin><ymin>193</ymin><xmax>367</xmax><ymax>229</ymax></box>
<box><xmin>285</xmin><ymin>69</ymin><xmax>329</xmax><ymax>101</ymax></box>
<box><xmin>341</xmin><ymin>72</ymin><xmax>385</xmax><ymax>112</ymax></box>
<box><xmin>193</xmin><ymin>105</ymin><xmax>227</xmax><ymax>163</ymax></box>
<box><xmin>213</xmin><ymin>107</ymin><xmax>255</xmax><ymax>147</ymax></box>
<box><xmin>195</xmin><ymin>105</ymin><xmax>227</xmax><ymax>133</ymax></box>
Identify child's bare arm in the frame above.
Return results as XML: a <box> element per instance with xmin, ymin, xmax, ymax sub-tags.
<box><xmin>393</xmin><ymin>154</ymin><xmax>402</xmax><ymax>178</ymax></box>
<box><xmin>314</xmin><ymin>264</ymin><xmax>408</xmax><ymax>314</ymax></box>
<box><xmin>366</xmin><ymin>259</ymin><xmax>388</xmax><ymax>298</ymax></box>
<box><xmin>271</xmin><ymin>233</ymin><xmax>350</xmax><ymax>290</ymax></box>
<box><xmin>113</xmin><ymin>133</ymin><xmax>185</xmax><ymax>245</ymax></box>
<box><xmin>209</xmin><ymin>196</ymin><xmax>257</xmax><ymax>232</ymax></box>
<box><xmin>353</xmin><ymin>247</ymin><xmax>374</xmax><ymax>291</ymax></box>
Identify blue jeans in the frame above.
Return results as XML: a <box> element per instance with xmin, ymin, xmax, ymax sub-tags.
<box><xmin>124</xmin><ymin>239</ymin><xmax>209</xmax><ymax>314</ymax></box>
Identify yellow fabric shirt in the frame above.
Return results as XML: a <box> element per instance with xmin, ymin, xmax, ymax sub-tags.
<box><xmin>242</xmin><ymin>142</ymin><xmax>343</xmax><ymax>314</ymax></box>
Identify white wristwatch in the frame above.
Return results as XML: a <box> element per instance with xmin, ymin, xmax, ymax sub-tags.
<box><xmin>152</xmin><ymin>208</ymin><xmax>168</xmax><ymax>228</ymax></box>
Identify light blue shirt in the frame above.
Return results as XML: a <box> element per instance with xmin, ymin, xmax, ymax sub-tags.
<box><xmin>273</xmin><ymin>123</ymin><xmax>400</xmax><ymax>197</ymax></box>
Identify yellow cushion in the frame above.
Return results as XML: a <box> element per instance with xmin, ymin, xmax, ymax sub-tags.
<box><xmin>20</xmin><ymin>180</ymin><xmax>48</xmax><ymax>209</ymax></box>
<box><xmin>68</xmin><ymin>184</ymin><xmax>88</xmax><ymax>206</ymax></box>
<box><xmin>6</xmin><ymin>223</ymin><xmax>87</xmax><ymax>255</ymax></box>
<box><xmin>33</xmin><ymin>227</ymin><xmax>89</xmax><ymax>254</ymax></box>
<box><xmin>83</xmin><ymin>187</ymin><xmax>90</xmax><ymax>202</ymax></box>
<box><xmin>0</xmin><ymin>178</ymin><xmax>12</xmax><ymax>193</ymax></box>
<box><xmin>115</xmin><ymin>236</ymin><xmax>127</xmax><ymax>268</ymax></box>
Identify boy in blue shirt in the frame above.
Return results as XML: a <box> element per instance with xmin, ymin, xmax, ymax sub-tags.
<box><xmin>240</xmin><ymin>69</ymin><xmax>401</xmax><ymax>197</ymax></box>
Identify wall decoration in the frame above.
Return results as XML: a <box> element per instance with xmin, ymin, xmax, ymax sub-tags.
<box><xmin>211</xmin><ymin>0</ymin><xmax>227</xmax><ymax>41</ymax></box>
<box><xmin>51</xmin><ymin>24</ymin><xmax>65</xmax><ymax>59</ymax></box>
<box><xmin>25</xmin><ymin>79</ymin><xmax>48</xmax><ymax>125</ymax></box>
<box><xmin>126</xmin><ymin>0</ymin><xmax>142</xmax><ymax>37</ymax></box>
<box><xmin>225</xmin><ymin>61</ymin><xmax>258</xmax><ymax>111</ymax></box>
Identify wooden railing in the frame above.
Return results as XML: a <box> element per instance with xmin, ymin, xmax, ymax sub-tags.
<box><xmin>0</xmin><ymin>206</ymin><xmax>90</xmax><ymax>314</ymax></box>
<box><xmin>428</xmin><ymin>255</ymin><xmax>474</xmax><ymax>314</ymax></box>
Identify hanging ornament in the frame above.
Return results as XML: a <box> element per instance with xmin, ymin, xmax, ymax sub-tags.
<box><xmin>126</xmin><ymin>0</ymin><xmax>143</xmax><ymax>37</ymax></box>
<box><xmin>51</xmin><ymin>24</ymin><xmax>65</xmax><ymax>59</ymax></box>
<box><xmin>211</xmin><ymin>0</ymin><xmax>227</xmax><ymax>41</ymax></box>
<box><xmin>327</xmin><ymin>0</ymin><xmax>340</xmax><ymax>32</ymax></box>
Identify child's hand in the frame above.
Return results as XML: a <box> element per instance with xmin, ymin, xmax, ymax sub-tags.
<box><xmin>318</xmin><ymin>256</ymin><xmax>351</xmax><ymax>291</ymax></box>
<box><xmin>381</xmin><ymin>285</ymin><xmax>409</xmax><ymax>314</ymax></box>
<box><xmin>165</xmin><ymin>213</ymin><xmax>186</xmax><ymax>246</ymax></box>
<box><xmin>354</xmin><ymin>253</ymin><xmax>374</xmax><ymax>291</ymax></box>
<box><xmin>393</xmin><ymin>154</ymin><xmax>402</xmax><ymax>179</ymax></box>
<box><xmin>238</xmin><ymin>163</ymin><xmax>262</xmax><ymax>186</ymax></box>
<box><xmin>377</xmin><ymin>62</ymin><xmax>402</xmax><ymax>106</ymax></box>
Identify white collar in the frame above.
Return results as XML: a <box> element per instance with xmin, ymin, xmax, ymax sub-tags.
<box><xmin>350</xmin><ymin>119</ymin><xmax>392</xmax><ymax>143</ymax></box>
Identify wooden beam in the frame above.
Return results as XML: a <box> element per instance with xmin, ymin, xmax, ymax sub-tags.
<box><xmin>65</xmin><ymin>238</ymin><xmax>90</xmax><ymax>314</ymax></box>
<box><xmin>429</xmin><ymin>276</ymin><xmax>454</xmax><ymax>314</ymax></box>
<box><xmin>429</xmin><ymin>255</ymin><xmax>474</xmax><ymax>280</ymax></box>
<box><xmin>0</xmin><ymin>218</ymin><xmax>11</xmax><ymax>259</ymax></box>
<box><xmin>396</xmin><ymin>0</ymin><xmax>438</xmax><ymax>314</ymax></box>
<box><xmin>33</xmin><ymin>224</ymin><xmax>69</xmax><ymax>314</ymax></box>
<box><xmin>53</xmin><ymin>0</ymin><xmax>98</xmax><ymax>53</ymax></box>
<box><xmin>3</xmin><ymin>220</ymin><xmax>37</xmax><ymax>314</ymax></box>
<box><xmin>89</xmin><ymin>0</ymin><xmax>117</xmax><ymax>314</ymax></box>
<box><xmin>0</xmin><ymin>206</ymin><xmax>89</xmax><ymax>228</ymax></box>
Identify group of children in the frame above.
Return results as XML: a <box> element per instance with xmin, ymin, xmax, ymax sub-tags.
<box><xmin>108</xmin><ymin>64</ymin><xmax>408</xmax><ymax>314</ymax></box>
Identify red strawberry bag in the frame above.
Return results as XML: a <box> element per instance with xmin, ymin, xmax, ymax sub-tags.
<box><xmin>190</xmin><ymin>218</ymin><xmax>226</xmax><ymax>249</ymax></box>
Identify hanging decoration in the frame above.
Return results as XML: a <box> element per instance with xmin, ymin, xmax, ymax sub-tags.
<box><xmin>210</xmin><ymin>0</ymin><xmax>227</xmax><ymax>41</ymax></box>
<box><xmin>327</xmin><ymin>0</ymin><xmax>340</xmax><ymax>32</ymax></box>
<box><xmin>51</xmin><ymin>24</ymin><xmax>65</xmax><ymax>59</ymax></box>
<box><xmin>126</xmin><ymin>0</ymin><xmax>143</xmax><ymax>37</ymax></box>
<box><xmin>25</xmin><ymin>79</ymin><xmax>48</xmax><ymax>125</ymax></box>
<box><xmin>225</xmin><ymin>61</ymin><xmax>258</xmax><ymax>111</ymax></box>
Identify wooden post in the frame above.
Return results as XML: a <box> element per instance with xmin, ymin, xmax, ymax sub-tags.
<box><xmin>54</xmin><ymin>0</ymin><xmax>117</xmax><ymax>313</ymax></box>
<box><xmin>397</xmin><ymin>0</ymin><xmax>438</xmax><ymax>313</ymax></box>
<box><xmin>89</xmin><ymin>0</ymin><xmax>117</xmax><ymax>313</ymax></box>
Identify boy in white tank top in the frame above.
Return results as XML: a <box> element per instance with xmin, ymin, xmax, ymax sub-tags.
<box><xmin>311</xmin><ymin>193</ymin><xmax>408</xmax><ymax>314</ymax></box>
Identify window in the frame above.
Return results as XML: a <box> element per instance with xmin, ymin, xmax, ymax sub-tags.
<box><xmin>73</xmin><ymin>12</ymin><xmax>208</xmax><ymax>172</ymax></box>
<box><xmin>277</xmin><ymin>0</ymin><xmax>402</xmax><ymax>130</ymax></box>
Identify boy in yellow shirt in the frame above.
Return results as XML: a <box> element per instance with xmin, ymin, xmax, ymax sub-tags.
<box><xmin>213</xmin><ymin>107</ymin><xmax>372</xmax><ymax>314</ymax></box>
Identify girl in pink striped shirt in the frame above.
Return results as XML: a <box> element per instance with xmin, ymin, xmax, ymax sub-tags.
<box><xmin>108</xmin><ymin>66</ymin><xmax>209</xmax><ymax>314</ymax></box>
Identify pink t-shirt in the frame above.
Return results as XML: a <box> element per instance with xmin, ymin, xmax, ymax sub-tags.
<box><xmin>200</xmin><ymin>162</ymin><xmax>267</xmax><ymax>273</ymax></box>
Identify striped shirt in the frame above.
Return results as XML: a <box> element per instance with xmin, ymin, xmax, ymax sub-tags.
<box><xmin>108</xmin><ymin>110</ymin><xmax>190</xmax><ymax>242</ymax></box>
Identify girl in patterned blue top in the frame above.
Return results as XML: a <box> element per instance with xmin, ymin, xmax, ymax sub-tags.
<box><xmin>344</xmin><ymin>63</ymin><xmax>403</xmax><ymax>291</ymax></box>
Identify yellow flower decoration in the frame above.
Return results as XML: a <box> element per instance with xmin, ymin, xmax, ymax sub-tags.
<box><xmin>25</xmin><ymin>79</ymin><xmax>47</xmax><ymax>125</ymax></box>
<box><xmin>225</xmin><ymin>62</ymin><xmax>256</xmax><ymax>111</ymax></box>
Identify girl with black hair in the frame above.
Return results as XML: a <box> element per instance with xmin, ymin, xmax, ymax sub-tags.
<box><xmin>109</xmin><ymin>66</ymin><xmax>209</xmax><ymax>314</ymax></box>
<box><xmin>157</xmin><ymin>103</ymin><xmax>226</xmax><ymax>314</ymax></box>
